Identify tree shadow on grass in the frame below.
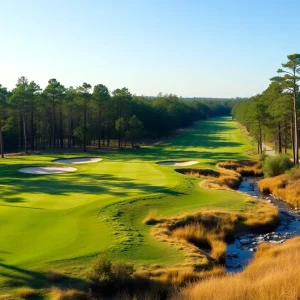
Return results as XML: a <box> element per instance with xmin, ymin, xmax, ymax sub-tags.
<box><xmin>0</xmin><ymin>262</ymin><xmax>87</xmax><ymax>291</ymax></box>
<box><xmin>0</xmin><ymin>171</ymin><xmax>184</xmax><ymax>205</ymax></box>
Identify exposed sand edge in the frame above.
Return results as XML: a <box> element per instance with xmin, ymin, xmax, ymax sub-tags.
<box><xmin>18</xmin><ymin>166</ymin><xmax>77</xmax><ymax>174</ymax></box>
<box><xmin>157</xmin><ymin>161</ymin><xmax>198</xmax><ymax>166</ymax></box>
<box><xmin>54</xmin><ymin>157</ymin><xmax>102</xmax><ymax>164</ymax></box>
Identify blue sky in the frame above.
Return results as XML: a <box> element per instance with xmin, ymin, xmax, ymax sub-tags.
<box><xmin>1</xmin><ymin>0</ymin><xmax>300</xmax><ymax>97</ymax></box>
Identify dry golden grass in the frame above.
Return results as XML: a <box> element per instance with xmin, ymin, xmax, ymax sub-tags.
<box><xmin>143</xmin><ymin>210</ymin><xmax>160</xmax><ymax>225</ymax></box>
<box><xmin>146</xmin><ymin>202</ymin><xmax>278</xmax><ymax>287</ymax></box>
<box><xmin>217</xmin><ymin>159</ymin><xmax>263</xmax><ymax>176</ymax></box>
<box><xmin>50</xmin><ymin>288</ymin><xmax>85</xmax><ymax>300</ymax></box>
<box><xmin>173</xmin><ymin>237</ymin><xmax>300</xmax><ymax>300</ymax></box>
<box><xmin>135</xmin><ymin>202</ymin><xmax>277</xmax><ymax>289</ymax></box>
<box><xmin>15</xmin><ymin>287</ymin><xmax>40</xmax><ymax>298</ymax></box>
<box><xmin>177</xmin><ymin>160</ymin><xmax>262</xmax><ymax>192</ymax></box>
<box><xmin>171</xmin><ymin>213</ymin><xmax>237</xmax><ymax>262</ymax></box>
<box><xmin>176</xmin><ymin>168</ymin><xmax>241</xmax><ymax>190</ymax></box>
<box><xmin>259</xmin><ymin>168</ymin><xmax>300</xmax><ymax>207</ymax></box>
<box><xmin>136</xmin><ymin>265</ymin><xmax>224</xmax><ymax>286</ymax></box>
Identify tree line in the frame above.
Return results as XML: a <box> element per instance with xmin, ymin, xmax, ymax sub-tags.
<box><xmin>232</xmin><ymin>54</ymin><xmax>300</xmax><ymax>165</ymax></box>
<box><xmin>0</xmin><ymin>78</ymin><xmax>232</xmax><ymax>157</ymax></box>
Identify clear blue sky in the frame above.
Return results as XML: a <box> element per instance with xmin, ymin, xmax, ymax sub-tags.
<box><xmin>1</xmin><ymin>0</ymin><xmax>300</xmax><ymax>97</ymax></box>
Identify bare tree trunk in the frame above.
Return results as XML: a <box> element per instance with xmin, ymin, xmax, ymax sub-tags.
<box><xmin>293</xmin><ymin>92</ymin><xmax>299</xmax><ymax>165</ymax></box>
<box><xmin>98</xmin><ymin>106</ymin><xmax>101</xmax><ymax>148</ymax></box>
<box><xmin>258</xmin><ymin>121</ymin><xmax>263</xmax><ymax>154</ymax></box>
<box><xmin>19</xmin><ymin>111</ymin><xmax>22</xmax><ymax>151</ymax></box>
<box><xmin>22</xmin><ymin>112</ymin><xmax>27</xmax><ymax>154</ymax></box>
<box><xmin>52</xmin><ymin>99</ymin><xmax>56</xmax><ymax>149</ymax></box>
<box><xmin>291</xmin><ymin>121</ymin><xmax>296</xmax><ymax>163</ymax></box>
<box><xmin>284</xmin><ymin>119</ymin><xmax>288</xmax><ymax>154</ymax></box>
<box><xmin>278</xmin><ymin>122</ymin><xmax>282</xmax><ymax>153</ymax></box>
<box><xmin>30</xmin><ymin>108</ymin><xmax>34</xmax><ymax>151</ymax></box>
<box><xmin>83</xmin><ymin>100</ymin><xmax>87</xmax><ymax>152</ymax></box>
<box><xmin>0</xmin><ymin>120</ymin><xmax>4</xmax><ymax>158</ymax></box>
<box><xmin>59</xmin><ymin>100</ymin><xmax>63</xmax><ymax>148</ymax></box>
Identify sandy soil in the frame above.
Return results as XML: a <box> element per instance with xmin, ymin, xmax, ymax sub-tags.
<box><xmin>54</xmin><ymin>157</ymin><xmax>102</xmax><ymax>164</ymax></box>
<box><xmin>18</xmin><ymin>166</ymin><xmax>77</xmax><ymax>174</ymax></box>
<box><xmin>157</xmin><ymin>161</ymin><xmax>198</xmax><ymax>166</ymax></box>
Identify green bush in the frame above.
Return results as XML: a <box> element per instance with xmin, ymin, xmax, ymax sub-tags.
<box><xmin>258</xmin><ymin>152</ymin><xmax>267</xmax><ymax>162</ymax></box>
<box><xmin>263</xmin><ymin>155</ymin><xmax>293</xmax><ymax>177</ymax></box>
<box><xmin>88</xmin><ymin>253</ymin><xmax>134</xmax><ymax>292</ymax></box>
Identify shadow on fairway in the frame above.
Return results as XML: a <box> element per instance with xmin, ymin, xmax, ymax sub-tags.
<box><xmin>0</xmin><ymin>262</ymin><xmax>87</xmax><ymax>291</ymax></box>
<box><xmin>0</xmin><ymin>172</ymin><xmax>184</xmax><ymax>205</ymax></box>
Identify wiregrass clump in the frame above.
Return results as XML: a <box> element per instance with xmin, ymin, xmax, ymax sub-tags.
<box><xmin>259</xmin><ymin>167</ymin><xmax>300</xmax><ymax>207</ymax></box>
<box><xmin>15</xmin><ymin>287</ymin><xmax>41</xmax><ymax>299</ymax></box>
<box><xmin>172</xmin><ymin>237</ymin><xmax>300</xmax><ymax>300</ymax></box>
<box><xmin>149</xmin><ymin>203</ymin><xmax>278</xmax><ymax>272</ymax></box>
<box><xmin>50</xmin><ymin>288</ymin><xmax>86</xmax><ymax>300</ymax></box>
<box><xmin>171</xmin><ymin>213</ymin><xmax>238</xmax><ymax>262</ymax></box>
<box><xmin>175</xmin><ymin>168</ymin><xmax>241</xmax><ymax>190</ymax></box>
<box><xmin>217</xmin><ymin>159</ymin><xmax>263</xmax><ymax>176</ymax></box>
<box><xmin>176</xmin><ymin>160</ymin><xmax>263</xmax><ymax>192</ymax></box>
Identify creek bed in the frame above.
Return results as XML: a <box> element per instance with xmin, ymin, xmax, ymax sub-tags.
<box><xmin>226</xmin><ymin>177</ymin><xmax>300</xmax><ymax>271</ymax></box>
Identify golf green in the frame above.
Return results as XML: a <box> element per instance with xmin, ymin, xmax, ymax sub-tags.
<box><xmin>0</xmin><ymin>117</ymin><xmax>253</xmax><ymax>291</ymax></box>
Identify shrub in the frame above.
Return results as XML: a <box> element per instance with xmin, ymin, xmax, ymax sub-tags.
<box><xmin>88</xmin><ymin>253</ymin><xmax>134</xmax><ymax>293</ymax></box>
<box><xmin>263</xmin><ymin>155</ymin><xmax>293</xmax><ymax>177</ymax></box>
<box><xmin>258</xmin><ymin>152</ymin><xmax>267</xmax><ymax>162</ymax></box>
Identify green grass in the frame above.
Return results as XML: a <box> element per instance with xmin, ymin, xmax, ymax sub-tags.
<box><xmin>0</xmin><ymin>116</ymin><xmax>253</xmax><ymax>293</ymax></box>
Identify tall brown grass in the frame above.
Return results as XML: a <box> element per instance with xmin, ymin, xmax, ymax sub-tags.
<box><xmin>50</xmin><ymin>288</ymin><xmax>85</xmax><ymax>300</ymax></box>
<box><xmin>259</xmin><ymin>168</ymin><xmax>300</xmax><ymax>207</ymax></box>
<box><xmin>148</xmin><ymin>202</ymin><xmax>278</xmax><ymax>282</ymax></box>
<box><xmin>176</xmin><ymin>168</ymin><xmax>241</xmax><ymax>190</ymax></box>
<box><xmin>15</xmin><ymin>287</ymin><xmax>40</xmax><ymax>298</ymax></box>
<box><xmin>172</xmin><ymin>237</ymin><xmax>300</xmax><ymax>300</ymax></box>
<box><xmin>217</xmin><ymin>159</ymin><xmax>263</xmax><ymax>176</ymax></box>
<box><xmin>171</xmin><ymin>213</ymin><xmax>237</xmax><ymax>262</ymax></box>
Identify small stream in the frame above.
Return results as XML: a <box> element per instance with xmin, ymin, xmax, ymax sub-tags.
<box><xmin>226</xmin><ymin>177</ymin><xmax>300</xmax><ymax>271</ymax></box>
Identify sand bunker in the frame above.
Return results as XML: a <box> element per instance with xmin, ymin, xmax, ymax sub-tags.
<box><xmin>157</xmin><ymin>161</ymin><xmax>198</xmax><ymax>166</ymax></box>
<box><xmin>19</xmin><ymin>166</ymin><xmax>77</xmax><ymax>174</ymax></box>
<box><xmin>54</xmin><ymin>157</ymin><xmax>102</xmax><ymax>164</ymax></box>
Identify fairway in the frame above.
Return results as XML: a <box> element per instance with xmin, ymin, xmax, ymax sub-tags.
<box><xmin>0</xmin><ymin>117</ymin><xmax>253</xmax><ymax>292</ymax></box>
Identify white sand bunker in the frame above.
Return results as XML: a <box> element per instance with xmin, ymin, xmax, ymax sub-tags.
<box><xmin>54</xmin><ymin>157</ymin><xmax>102</xmax><ymax>164</ymax></box>
<box><xmin>157</xmin><ymin>161</ymin><xmax>198</xmax><ymax>166</ymax></box>
<box><xmin>19</xmin><ymin>166</ymin><xmax>77</xmax><ymax>174</ymax></box>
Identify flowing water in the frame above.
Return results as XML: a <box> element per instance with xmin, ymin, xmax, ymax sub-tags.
<box><xmin>226</xmin><ymin>177</ymin><xmax>300</xmax><ymax>271</ymax></box>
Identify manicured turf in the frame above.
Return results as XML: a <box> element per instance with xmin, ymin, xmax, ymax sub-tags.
<box><xmin>0</xmin><ymin>117</ymin><xmax>253</xmax><ymax>292</ymax></box>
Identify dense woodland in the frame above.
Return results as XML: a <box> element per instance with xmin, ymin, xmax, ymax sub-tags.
<box><xmin>0</xmin><ymin>78</ymin><xmax>232</xmax><ymax>156</ymax></box>
<box><xmin>232</xmin><ymin>54</ymin><xmax>300</xmax><ymax>165</ymax></box>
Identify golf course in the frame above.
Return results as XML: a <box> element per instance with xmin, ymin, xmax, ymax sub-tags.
<box><xmin>0</xmin><ymin>116</ymin><xmax>261</xmax><ymax>294</ymax></box>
